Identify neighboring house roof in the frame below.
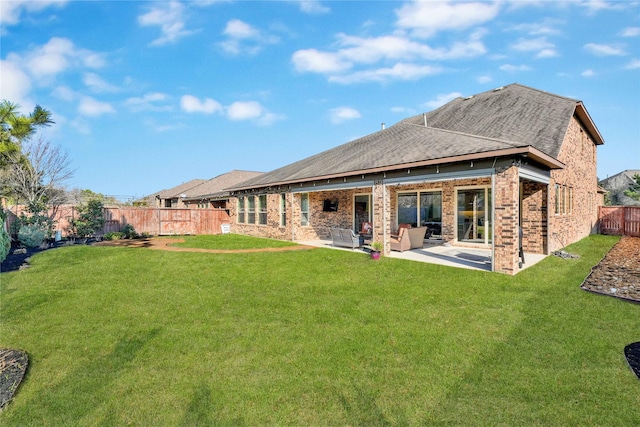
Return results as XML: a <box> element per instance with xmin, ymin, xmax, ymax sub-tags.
<box><xmin>182</xmin><ymin>170</ymin><xmax>263</xmax><ymax>201</ymax></box>
<box><xmin>599</xmin><ymin>169</ymin><xmax>640</xmax><ymax>206</ymax></box>
<box><xmin>155</xmin><ymin>179</ymin><xmax>206</xmax><ymax>199</ymax></box>
<box><xmin>230</xmin><ymin>83</ymin><xmax>602</xmax><ymax>191</ymax></box>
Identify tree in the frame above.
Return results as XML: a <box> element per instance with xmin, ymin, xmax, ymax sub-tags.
<box><xmin>624</xmin><ymin>174</ymin><xmax>640</xmax><ymax>201</ymax></box>
<box><xmin>69</xmin><ymin>199</ymin><xmax>105</xmax><ymax>238</ymax></box>
<box><xmin>1</xmin><ymin>100</ymin><xmax>53</xmax><ymax>167</ymax></box>
<box><xmin>4</xmin><ymin>137</ymin><xmax>74</xmax><ymax>207</ymax></box>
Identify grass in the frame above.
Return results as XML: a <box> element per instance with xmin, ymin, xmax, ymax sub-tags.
<box><xmin>1</xmin><ymin>234</ymin><xmax>638</xmax><ymax>425</ymax></box>
<box><xmin>170</xmin><ymin>233</ymin><xmax>299</xmax><ymax>250</ymax></box>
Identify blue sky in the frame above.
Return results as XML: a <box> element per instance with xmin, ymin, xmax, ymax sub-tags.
<box><xmin>1</xmin><ymin>0</ymin><xmax>639</xmax><ymax>200</ymax></box>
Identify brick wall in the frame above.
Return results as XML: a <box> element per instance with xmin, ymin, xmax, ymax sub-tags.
<box><xmin>493</xmin><ymin>165</ymin><xmax>520</xmax><ymax>274</ymax></box>
<box><xmin>548</xmin><ymin>116</ymin><xmax>601</xmax><ymax>251</ymax></box>
<box><xmin>521</xmin><ymin>181</ymin><xmax>547</xmax><ymax>254</ymax></box>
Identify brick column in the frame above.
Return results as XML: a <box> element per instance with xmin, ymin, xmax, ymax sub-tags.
<box><xmin>372</xmin><ymin>179</ymin><xmax>390</xmax><ymax>254</ymax></box>
<box><xmin>493</xmin><ymin>166</ymin><xmax>520</xmax><ymax>274</ymax></box>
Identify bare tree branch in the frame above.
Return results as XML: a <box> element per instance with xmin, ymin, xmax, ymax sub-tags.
<box><xmin>5</xmin><ymin>138</ymin><xmax>74</xmax><ymax>206</ymax></box>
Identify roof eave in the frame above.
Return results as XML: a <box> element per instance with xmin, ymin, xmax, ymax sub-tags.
<box><xmin>229</xmin><ymin>146</ymin><xmax>565</xmax><ymax>191</ymax></box>
<box><xmin>575</xmin><ymin>102</ymin><xmax>605</xmax><ymax>145</ymax></box>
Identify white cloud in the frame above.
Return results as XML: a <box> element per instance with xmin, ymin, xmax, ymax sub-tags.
<box><xmin>624</xmin><ymin>59</ymin><xmax>640</xmax><ymax>70</ymax></box>
<box><xmin>180</xmin><ymin>95</ymin><xmax>223</xmax><ymax>114</ymax></box>
<box><xmin>227</xmin><ymin>101</ymin><xmax>263</xmax><ymax>121</ymax></box>
<box><xmin>476</xmin><ymin>75</ymin><xmax>493</xmax><ymax>84</ymax></box>
<box><xmin>499</xmin><ymin>64</ymin><xmax>532</xmax><ymax>72</ymax></box>
<box><xmin>395</xmin><ymin>0</ymin><xmax>500</xmax><ymax>38</ymax></box>
<box><xmin>292</xmin><ymin>31</ymin><xmax>484</xmax><ymax>83</ymax></box>
<box><xmin>329</xmin><ymin>107</ymin><xmax>361</xmax><ymax>124</ymax></box>
<box><xmin>224</xmin><ymin>19</ymin><xmax>258</xmax><ymax>39</ymax></box>
<box><xmin>219</xmin><ymin>19</ymin><xmax>279</xmax><ymax>55</ymax></box>
<box><xmin>298</xmin><ymin>0</ymin><xmax>330</xmax><ymax>15</ymax></box>
<box><xmin>78</xmin><ymin>96</ymin><xmax>115</xmax><ymax>117</ymax></box>
<box><xmin>423</xmin><ymin>92</ymin><xmax>462</xmax><ymax>110</ymax></box>
<box><xmin>138</xmin><ymin>1</ymin><xmax>195</xmax><ymax>46</ymax></box>
<box><xmin>583</xmin><ymin>43</ymin><xmax>626</xmax><ymax>56</ymax></box>
<box><xmin>23</xmin><ymin>37</ymin><xmax>105</xmax><ymax>80</ymax></box>
<box><xmin>581</xmin><ymin>69</ymin><xmax>596</xmax><ymax>77</ymax></box>
<box><xmin>83</xmin><ymin>72</ymin><xmax>119</xmax><ymax>93</ymax></box>
<box><xmin>0</xmin><ymin>0</ymin><xmax>68</xmax><ymax>26</ymax></box>
<box><xmin>330</xmin><ymin>63</ymin><xmax>442</xmax><ymax>84</ymax></box>
<box><xmin>292</xmin><ymin>49</ymin><xmax>351</xmax><ymax>73</ymax></box>
<box><xmin>0</xmin><ymin>59</ymin><xmax>32</xmax><ymax>108</ymax></box>
<box><xmin>125</xmin><ymin>93</ymin><xmax>171</xmax><ymax>112</ymax></box>
<box><xmin>511</xmin><ymin>37</ymin><xmax>558</xmax><ymax>58</ymax></box>
<box><xmin>620</xmin><ymin>27</ymin><xmax>640</xmax><ymax>37</ymax></box>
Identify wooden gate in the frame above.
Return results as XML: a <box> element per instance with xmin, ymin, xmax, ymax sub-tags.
<box><xmin>598</xmin><ymin>206</ymin><xmax>640</xmax><ymax>237</ymax></box>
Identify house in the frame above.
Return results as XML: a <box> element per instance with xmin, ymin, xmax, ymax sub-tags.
<box><xmin>146</xmin><ymin>179</ymin><xmax>206</xmax><ymax>208</ymax></box>
<box><xmin>181</xmin><ymin>170</ymin><xmax>264</xmax><ymax>210</ymax></box>
<box><xmin>226</xmin><ymin>84</ymin><xmax>605</xmax><ymax>274</ymax></box>
<box><xmin>599</xmin><ymin>170</ymin><xmax>640</xmax><ymax>206</ymax></box>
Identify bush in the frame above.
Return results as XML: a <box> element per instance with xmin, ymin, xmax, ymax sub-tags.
<box><xmin>0</xmin><ymin>210</ymin><xmax>10</xmax><ymax>263</ymax></box>
<box><xmin>68</xmin><ymin>199</ymin><xmax>105</xmax><ymax>238</ymax></box>
<box><xmin>121</xmin><ymin>224</ymin><xmax>137</xmax><ymax>239</ymax></box>
<box><xmin>103</xmin><ymin>232</ymin><xmax>123</xmax><ymax>241</ymax></box>
<box><xmin>9</xmin><ymin>201</ymin><xmax>55</xmax><ymax>241</ymax></box>
<box><xmin>18</xmin><ymin>225</ymin><xmax>46</xmax><ymax>248</ymax></box>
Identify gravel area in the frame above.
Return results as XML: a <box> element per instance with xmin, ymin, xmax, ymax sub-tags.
<box><xmin>580</xmin><ymin>236</ymin><xmax>640</xmax><ymax>303</ymax></box>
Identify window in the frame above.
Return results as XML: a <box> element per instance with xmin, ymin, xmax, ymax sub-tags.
<box><xmin>280</xmin><ymin>193</ymin><xmax>287</xmax><ymax>227</ymax></box>
<box><xmin>396</xmin><ymin>191</ymin><xmax>442</xmax><ymax>238</ymax></box>
<box><xmin>237</xmin><ymin>197</ymin><xmax>245</xmax><ymax>223</ymax></box>
<box><xmin>258</xmin><ymin>195</ymin><xmax>267</xmax><ymax>225</ymax></box>
<box><xmin>398</xmin><ymin>193</ymin><xmax>418</xmax><ymax>227</ymax></box>
<box><xmin>555</xmin><ymin>184</ymin><xmax>560</xmax><ymax>215</ymax></box>
<box><xmin>300</xmin><ymin>193</ymin><xmax>309</xmax><ymax>226</ymax></box>
<box><xmin>555</xmin><ymin>184</ymin><xmax>573</xmax><ymax>215</ymax></box>
<box><xmin>247</xmin><ymin>196</ymin><xmax>256</xmax><ymax>224</ymax></box>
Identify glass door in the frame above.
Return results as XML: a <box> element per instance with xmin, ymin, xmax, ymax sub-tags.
<box><xmin>457</xmin><ymin>188</ymin><xmax>492</xmax><ymax>244</ymax></box>
<box><xmin>354</xmin><ymin>194</ymin><xmax>372</xmax><ymax>233</ymax></box>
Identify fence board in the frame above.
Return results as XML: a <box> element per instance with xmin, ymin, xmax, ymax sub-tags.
<box><xmin>5</xmin><ymin>205</ymin><xmax>230</xmax><ymax>237</ymax></box>
<box><xmin>598</xmin><ymin>206</ymin><xmax>640</xmax><ymax>237</ymax></box>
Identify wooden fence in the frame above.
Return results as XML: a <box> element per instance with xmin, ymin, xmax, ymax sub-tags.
<box><xmin>5</xmin><ymin>205</ymin><xmax>230</xmax><ymax>237</ymax></box>
<box><xmin>598</xmin><ymin>206</ymin><xmax>640</xmax><ymax>237</ymax></box>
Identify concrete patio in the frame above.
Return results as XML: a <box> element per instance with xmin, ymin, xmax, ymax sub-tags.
<box><xmin>299</xmin><ymin>239</ymin><xmax>547</xmax><ymax>273</ymax></box>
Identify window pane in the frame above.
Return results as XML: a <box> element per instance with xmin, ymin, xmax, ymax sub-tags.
<box><xmin>398</xmin><ymin>193</ymin><xmax>418</xmax><ymax>227</ymax></box>
<box><xmin>420</xmin><ymin>192</ymin><xmax>442</xmax><ymax>237</ymax></box>
<box><xmin>280</xmin><ymin>194</ymin><xmax>286</xmax><ymax>226</ymax></box>
<box><xmin>259</xmin><ymin>195</ymin><xmax>267</xmax><ymax>225</ymax></box>
<box><xmin>247</xmin><ymin>196</ymin><xmax>256</xmax><ymax>224</ymax></box>
<box><xmin>457</xmin><ymin>189</ymin><xmax>488</xmax><ymax>243</ymax></box>
<box><xmin>300</xmin><ymin>193</ymin><xmax>309</xmax><ymax>226</ymax></box>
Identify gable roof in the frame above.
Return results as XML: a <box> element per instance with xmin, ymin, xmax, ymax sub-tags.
<box><xmin>230</xmin><ymin>83</ymin><xmax>603</xmax><ymax>191</ymax></box>
<box><xmin>155</xmin><ymin>179</ymin><xmax>206</xmax><ymax>199</ymax></box>
<box><xmin>183</xmin><ymin>170</ymin><xmax>263</xmax><ymax>200</ymax></box>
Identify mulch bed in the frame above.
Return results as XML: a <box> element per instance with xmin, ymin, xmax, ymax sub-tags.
<box><xmin>1</xmin><ymin>236</ymin><xmax>638</xmax><ymax>409</ymax></box>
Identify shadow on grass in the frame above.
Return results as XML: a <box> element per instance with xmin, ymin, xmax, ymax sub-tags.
<box><xmin>22</xmin><ymin>328</ymin><xmax>160</xmax><ymax>424</ymax></box>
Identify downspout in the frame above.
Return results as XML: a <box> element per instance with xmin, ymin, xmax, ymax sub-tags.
<box><xmin>491</xmin><ymin>158</ymin><xmax>497</xmax><ymax>272</ymax></box>
<box><xmin>383</xmin><ymin>180</ymin><xmax>388</xmax><ymax>254</ymax></box>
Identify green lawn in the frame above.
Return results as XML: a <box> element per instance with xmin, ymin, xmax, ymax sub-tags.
<box><xmin>1</xmin><ymin>234</ymin><xmax>638</xmax><ymax>425</ymax></box>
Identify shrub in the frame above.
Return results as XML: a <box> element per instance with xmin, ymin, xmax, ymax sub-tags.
<box><xmin>121</xmin><ymin>224</ymin><xmax>137</xmax><ymax>239</ymax></box>
<box><xmin>18</xmin><ymin>224</ymin><xmax>46</xmax><ymax>248</ymax></box>
<box><xmin>10</xmin><ymin>201</ymin><xmax>55</xmax><ymax>240</ymax></box>
<box><xmin>68</xmin><ymin>199</ymin><xmax>105</xmax><ymax>238</ymax></box>
<box><xmin>0</xmin><ymin>210</ymin><xmax>10</xmax><ymax>263</ymax></box>
<box><xmin>103</xmin><ymin>232</ymin><xmax>123</xmax><ymax>241</ymax></box>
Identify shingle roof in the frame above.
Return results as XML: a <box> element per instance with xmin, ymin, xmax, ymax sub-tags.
<box><xmin>231</xmin><ymin>83</ymin><xmax>603</xmax><ymax>190</ymax></box>
<box><xmin>155</xmin><ymin>179</ymin><xmax>206</xmax><ymax>198</ymax></box>
<box><xmin>183</xmin><ymin>170</ymin><xmax>263</xmax><ymax>199</ymax></box>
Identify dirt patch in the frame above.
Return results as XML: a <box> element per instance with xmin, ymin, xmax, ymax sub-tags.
<box><xmin>580</xmin><ymin>236</ymin><xmax>640</xmax><ymax>303</ymax></box>
<box><xmin>93</xmin><ymin>237</ymin><xmax>315</xmax><ymax>253</ymax></box>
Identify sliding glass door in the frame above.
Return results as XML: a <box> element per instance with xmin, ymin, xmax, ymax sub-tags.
<box><xmin>457</xmin><ymin>187</ymin><xmax>492</xmax><ymax>244</ymax></box>
<box><xmin>354</xmin><ymin>194</ymin><xmax>371</xmax><ymax>232</ymax></box>
<box><xmin>397</xmin><ymin>191</ymin><xmax>442</xmax><ymax>238</ymax></box>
